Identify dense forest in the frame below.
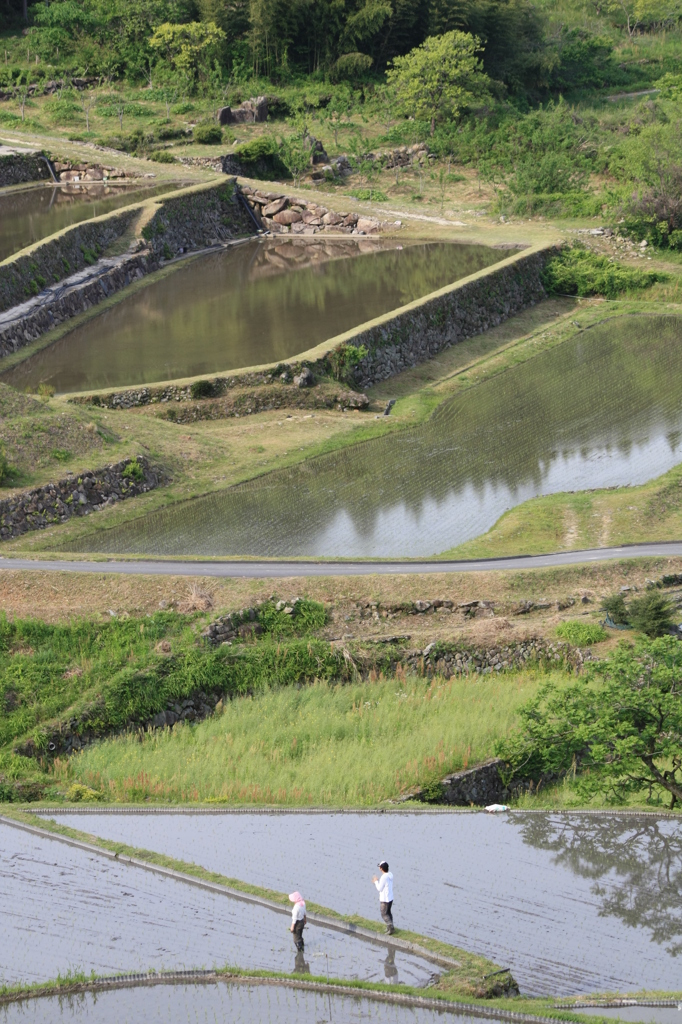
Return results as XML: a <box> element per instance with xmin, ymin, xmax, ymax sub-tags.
<box><xmin>1</xmin><ymin>0</ymin><xmax>680</xmax><ymax>99</ymax></box>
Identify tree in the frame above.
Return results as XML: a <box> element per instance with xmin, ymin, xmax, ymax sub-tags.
<box><xmin>386</xmin><ymin>31</ymin><xmax>489</xmax><ymax>134</ymax></box>
<box><xmin>149</xmin><ymin>21</ymin><xmax>226</xmax><ymax>86</ymax></box>
<box><xmin>499</xmin><ymin>637</ymin><xmax>682</xmax><ymax>808</ymax></box>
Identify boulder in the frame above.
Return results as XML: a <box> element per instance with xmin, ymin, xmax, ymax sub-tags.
<box><xmin>273</xmin><ymin>209</ymin><xmax>302</xmax><ymax>225</ymax></box>
<box><xmin>293</xmin><ymin>367</ymin><xmax>314</xmax><ymax>388</ymax></box>
<box><xmin>262</xmin><ymin>198</ymin><xmax>288</xmax><ymax>217</ymax></box>
<box><xmin>357</xmin><ymin>217</ymin><xmax>379</xmax><ymax>234</ymax></box>
<box><xmin>219</xmin><ymin>95</ymin><xmax>268</xmax><ymax>125</ymax></box>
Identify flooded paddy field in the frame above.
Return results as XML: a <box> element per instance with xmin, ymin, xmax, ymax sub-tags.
<box><xmin>2</xmin><ymin>238</ymin><xmax>504</xmax><ymax>394</ymax></box>
<box><xmin>0</xmin><ymin>981</ymin><xmax>493</xmax><ymax>1024</ymax></box>
<box><xmin>53</xmin><ymin>810</ymin><xmax>682</xmax><ymax>997</ymax></box>
<box><xmin>578</xmin><ymin>1009</ymin><xmax>682</xmax><ymax>1024</ymax></box>
<box><xmin>0</xmin><ymin>181</ymin><xmax>181</xmax><ymax>263</ymax></box>
<box><xmin>63</xmin><ymin>313</ymin><xmax>682</xmax><ymax>557</ymax></box>
<box><xmin>0</xmin><ymin>823</ymin><xmax>434</xmax><ymax>987</ymax></box>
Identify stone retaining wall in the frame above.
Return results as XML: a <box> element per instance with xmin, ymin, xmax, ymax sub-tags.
<box><xmin>0</xmin><ymin>455</ymin><xmax>164</xmax><ymax>541</ymax></box>
<box><xmin>0</xmin><ymin>153</ymin><xmax>52</xmax><ymax>187</ymax></box>
<box><xmin>0</xmin><ymin>180</ymin><xmax>257</xmax><ymax>357</ymax></box>
<box><xmin>142</xmin><ymin>179</ymin><xmax>255</xmax><ymax>257</ymax></box>
<box><xmin>0</xmin><ymin>208</ymin><xmax>138</xmax><ymax>313</ymax></box>
<box><xmin>342</xmin><ymin>246</ymin><xmax>553</xmax><ymax>388</ymax></box>
<box><xmin>0</xmin><ymin>251</ymin><xmax>156</xmax><ymax>358</ymax></box>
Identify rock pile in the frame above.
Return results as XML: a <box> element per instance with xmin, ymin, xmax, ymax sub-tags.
<box><xmin>52</xmin><ymin>161</ymin><xmax>131</xmax><ymax>182</ymax></box>
<box><xmin>218</xmin><ymin>95</ymin><xmax>268</xmax><ymax>124</ymax></box>
<box><xmin>0</xmin><ymin>455</ymin><xmax>164</xmax><ymax>541</ymax></box>
<box><xmin>241</xmin><ymin>186</ymin><xmax>385</xmax><ymax>236</ymax></box>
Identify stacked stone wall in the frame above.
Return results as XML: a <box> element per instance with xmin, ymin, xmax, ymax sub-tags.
<box><xmin>0</xmin><ymin>455</ymin><xmax>164</xmax><ymax>541</ymax></box>
<box><xmin>0</xmin><ymin>208</ymin><xmax>137</xmax><ymax>313</ymax></box>
<box><xmin>0</xmin><ymin>153</ymin><xmax>51</xmax><ymax>187</ymax></box>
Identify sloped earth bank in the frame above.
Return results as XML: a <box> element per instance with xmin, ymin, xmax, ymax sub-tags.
<box><xmin>58</xmin><ymin>314</ymin><xmax>682</xmax><ymax>557</ymax></box>
<box><xmin>0</xmin><ymin>822</ymin><xmax>435</xmax><ymax>987</ymax></box>
<box><xmin>2</xmin><ymin>239</ymin><xmax>503</xmax><ymax>394</ymax></box>
<box><xmin>51</xmin><ymin>810</ymin><xmax>682</xmax><ymax>997</ymax></box>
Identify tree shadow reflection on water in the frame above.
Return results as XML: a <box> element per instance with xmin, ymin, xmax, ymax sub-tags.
<box><xmin>515</xmin><ymin>815</ymin><xmax>682</xmax><ymax>956</ymax></box>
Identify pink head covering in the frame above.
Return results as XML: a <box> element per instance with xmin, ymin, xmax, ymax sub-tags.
<box><xmin>289</xmin><ymin>891</ymin><xmax>304</xmax><ymax>904</ymax></box>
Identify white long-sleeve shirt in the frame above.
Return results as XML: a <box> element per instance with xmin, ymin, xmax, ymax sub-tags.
<box><xmin>291</xmin><ymin>901</ymin><xmax>306</xmax><ymax>924</ymax></box>
<box><xmin>374</xmin><ymin>871</ymin><xmax>393</xmax><ymax>902</ymax></box>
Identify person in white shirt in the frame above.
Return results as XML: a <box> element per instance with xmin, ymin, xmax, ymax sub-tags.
<box><xmin>372</xmin><ymin>860</ymin><xmax>395</xmax><ymax>934</ymax></box>
<box><xmin>289</xmin><ymin>891</ymin><xmax>307</xmax><ymax>951</ymax></box>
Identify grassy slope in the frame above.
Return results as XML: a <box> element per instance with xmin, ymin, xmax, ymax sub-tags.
<box><xmin>59</xmin><ymin>670</ymin><xmax>547</xmax><ymax>804</ymax></box>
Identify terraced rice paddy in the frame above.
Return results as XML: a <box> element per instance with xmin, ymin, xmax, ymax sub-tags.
<box><xmin>0</xmin><ymin>181</ymin><xmax>181</xmax><ymax>263</ymax></box>
<box><xmin>53</xmin><ymin>810</ymin><xmax>682</xmax><ymax>997</ymax></box>
<box><xmin>2</xmin><ymin>239</ymin><xmax>504</xmax><ymax>393</ymax></box>
<box><xmin>64</xmin><ymin>313</ymin><xmax>682</xmax><ymax>557</ymax></box>
<box><xmin>0</xmin><ymin>982</ymin><xmax>489</xmax><ymax>1024</ymax></box>
<box><xmin>0</xmin><ymin>822</ymin><xmax>434</xmax><ymax>986</ymax></box>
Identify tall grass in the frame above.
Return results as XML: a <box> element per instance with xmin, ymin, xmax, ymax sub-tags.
<box><xmin>61</xmin><ymin>670</ymin><xmax>559</xmax><ymax>805</ymax></box>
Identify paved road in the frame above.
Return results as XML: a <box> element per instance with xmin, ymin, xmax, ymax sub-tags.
<box><xmin>1</xmin><ymin>542</ymin><xmax>682</xmax><ymax>577</ymax></box>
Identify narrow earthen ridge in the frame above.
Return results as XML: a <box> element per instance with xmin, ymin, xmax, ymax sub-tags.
<box><xmin>0</xmin><ymin>971</ymin><xmax>564</xmax><ymax>1023</ymax></box>
<box><xmin>68</xmin><ymin>241</ymin><xmax>556</xmax><ymax>408</ymax></box>
<box><xmin>0</xmin><ymin>814</ymin><xmax>457</xmax><ymax>969</ymax></box>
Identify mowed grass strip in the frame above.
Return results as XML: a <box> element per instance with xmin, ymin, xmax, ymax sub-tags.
<box><xmin>61</xmin><ymin>671</ymin><xmax>552</xmax><ymax>805</ymax></box>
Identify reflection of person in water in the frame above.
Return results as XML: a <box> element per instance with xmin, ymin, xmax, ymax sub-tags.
<box><xmin>383</xmin><ymin>947</ymin><xmax>398</xmax><ymax>983</ymax></box>
<box><xmin>294</xmin><ymin>949</ymin><xmax>310</xmax><ymax>974</ymax></box>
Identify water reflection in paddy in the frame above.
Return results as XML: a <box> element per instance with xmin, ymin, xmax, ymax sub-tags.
<box><xmin>56</xmin><ymin>810</ymin><xmax>682</xmax><ymax>997</ymax></box>
<box><xmin>0</xmin><ymin>824</ymin><xmax>433</xmax><ymax>986</ymax></box>
<box><xmin>0</xmin><ymin>181</ymin><xmax>182</xmax><ymax>263</ymax></box>
<box><xmin>2</xmin><ymin>238</ymin><xmax>505</xmax><ymax>393</ymax></box>
<box><xmin>0</xmin><ymin>982</ymin><xmax>481</xmax><ymax>1024</ymax></box>
<box><xmin>64</xmin><ymin>314</ymin><xmax>682</xmax><ymax>557</ymax></box>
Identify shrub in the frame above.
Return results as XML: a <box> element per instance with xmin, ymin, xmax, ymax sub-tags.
<box><xmin>627</xmin><ymin>592</ymin><xmax>675</xmax><ymax>638</ymax></box>
<box><xmin>345</xmin><ymin>188</ymin><xmax>388</xmax><ymax>202</ymax></box>
<box><xmin>0</xmin><ymin>445</ymin><xmax>10</xmax><ymax>485</ymax></box>
<box><xmin>149</xmin><ymin>149</ymin><xmax>176</xmax><ymax>163</ymax></box>
<box><xmin>190</xmin><ymin>379</ymin><xmax>220</xmax><ymax>399</ymax></box>
<box><xmin>67</xmin><ymin>782</ymin><xmax>103</xmax><ymax>802</ymax></box>
<box><xmin>542</xmin><ymin>245</ymin><xmax>665</xmax><ymax>299</ymax></box>
<box><xmin>234</xmin><ymin>136</ymin><xmax>289</xmax><ymax>178</ymax></box>
<box><xmin>555</xmin><ymin>621</ymin><xmax>608</xmax><ymax>645</ymax></box>
<box><xmin>122</xmin><ymin>458</ymin><xmax>144</xmax><ymax>482</ymax></box>
<box><xmin>333</xmin><ymin>52</ymin><xmax>374</xmax><ymax>82</ymax></box>
<box><xmin>193</xmin><ymin>122</ymin><xmax>223</xmax><ymax>145</ymax></box>
<box><xmin>601</xmin><ymin>593</ymin><xmax>628</xmax><ymax>624</ymax></box>
<box><xmin>327</xmin><ymin>343</ymin><xmax>368</xmax><ymax>382</ymax></box>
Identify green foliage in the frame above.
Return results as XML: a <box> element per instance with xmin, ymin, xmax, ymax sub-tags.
<box><xmin>345</xmin><ymin>187</ymin><xmax>388</xmax><ymax>201</ymax></box>
<box><xmin>601</xmin><ymin>593</ymin><xmax>629</xmax><ymax>624</ymax></box>
<box><xmin>122</xmin><ymin>457</ymin><xmax>144</xmax><ymax>482</ymax></box>
<box><xmin>257</xmin><ymin>598</ymin><xmax>328</xmax><ymax>638</ymax></box>
<box><xmin>234</xmin><ymin>135</ymin><xmax>289</xmax><ymax>178</ymax></box>
<box><xmin>192</xmin><ymin>120</ymin><xmax>222</xmax><ymax>144</ymax></box>
<box><xmin>327</xmin><ymin>342</ymin><xmax>369</xmax><ymax>382</ymax></box>
<box><xmin>333</xmin><ymin>52</ymin><xmax>374</xmax><ymax>82</ymax></box>
<box><xmin>498</xmin><ymin>638</ymin><xmax>682</xmax><ymax>807</ymax></box>
<box><xmin>555</xmin><ymin>621</ymin><xmax>608</xmax><ymax>645</ymax></box>
<box><xmin>386</xmin><ymin>31</ymin><xmax>489</xmax><ymax>135</ymax></box>
<box><xmin>0</xmin><ymin>445</ymin><xmax>10</xmax><ymax>486</ymax></box>
<box><xmin>149</xmin><ymin>148</ymin><xmax>176</xmax><ymax>162</ymax></box>
<box><xmin>541</xmin><ymin>245</ymin><xmax>664</xmax><ymax>299</ymax></box>
<box><xmin>190</xmin><ymin>378</ymin><xmax>220</xmax><ymax>399</ymax></box>
<box><xmin>66</xmin><ymin>782</ymin><xmax>103</xmax><ymax>802</ymax></box>
<box><xmin>149</xmin><ymin>20</ymin><xmax>225</xmax><ymax>86</ymax></box>
<box><xmin>627</xmin><ymin>592</ymin><xmax>675</xmax><ymax>637</ymax></box>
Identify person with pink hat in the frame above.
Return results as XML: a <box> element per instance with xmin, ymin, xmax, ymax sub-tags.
<box><xmin>289</xmin><ymin>891</ymin><xmax>307</xmax><ymax>951</ymax></box>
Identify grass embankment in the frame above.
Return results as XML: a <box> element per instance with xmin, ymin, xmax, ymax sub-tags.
<box><xmin>0</xmin><ymin>592</ymin><xmax>550</xmax><ymax>803</ymax></box>
<box><xmin>59</xmin><ymin>671</ymin><xmax>544</xmax><ymax>804</ymax></box>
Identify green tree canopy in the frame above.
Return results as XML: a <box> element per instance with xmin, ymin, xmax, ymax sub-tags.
<box><xmin>499</xmin><ymin>637</ymin><xmax>682</xmax><ymax>808</ymax></box>
<box><xmin>149</xmin><ymin>20</ymin><xmax>226</xmax><ymax>83</ymax></box>
<box><xmin>386</xmin><ymin>30</ymin><xmax>488</xmax><ymax>133</ymax></box>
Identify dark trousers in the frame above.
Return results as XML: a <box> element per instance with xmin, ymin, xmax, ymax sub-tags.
<box><xmin>292</xmin><ymin>920</ymin><xmax>305</xmax><ymax>950</ymax></box>
<box><xmin>380</xmin><ymin>900</ymin><xmax>394</xmax><ymax>932</ymax></box>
